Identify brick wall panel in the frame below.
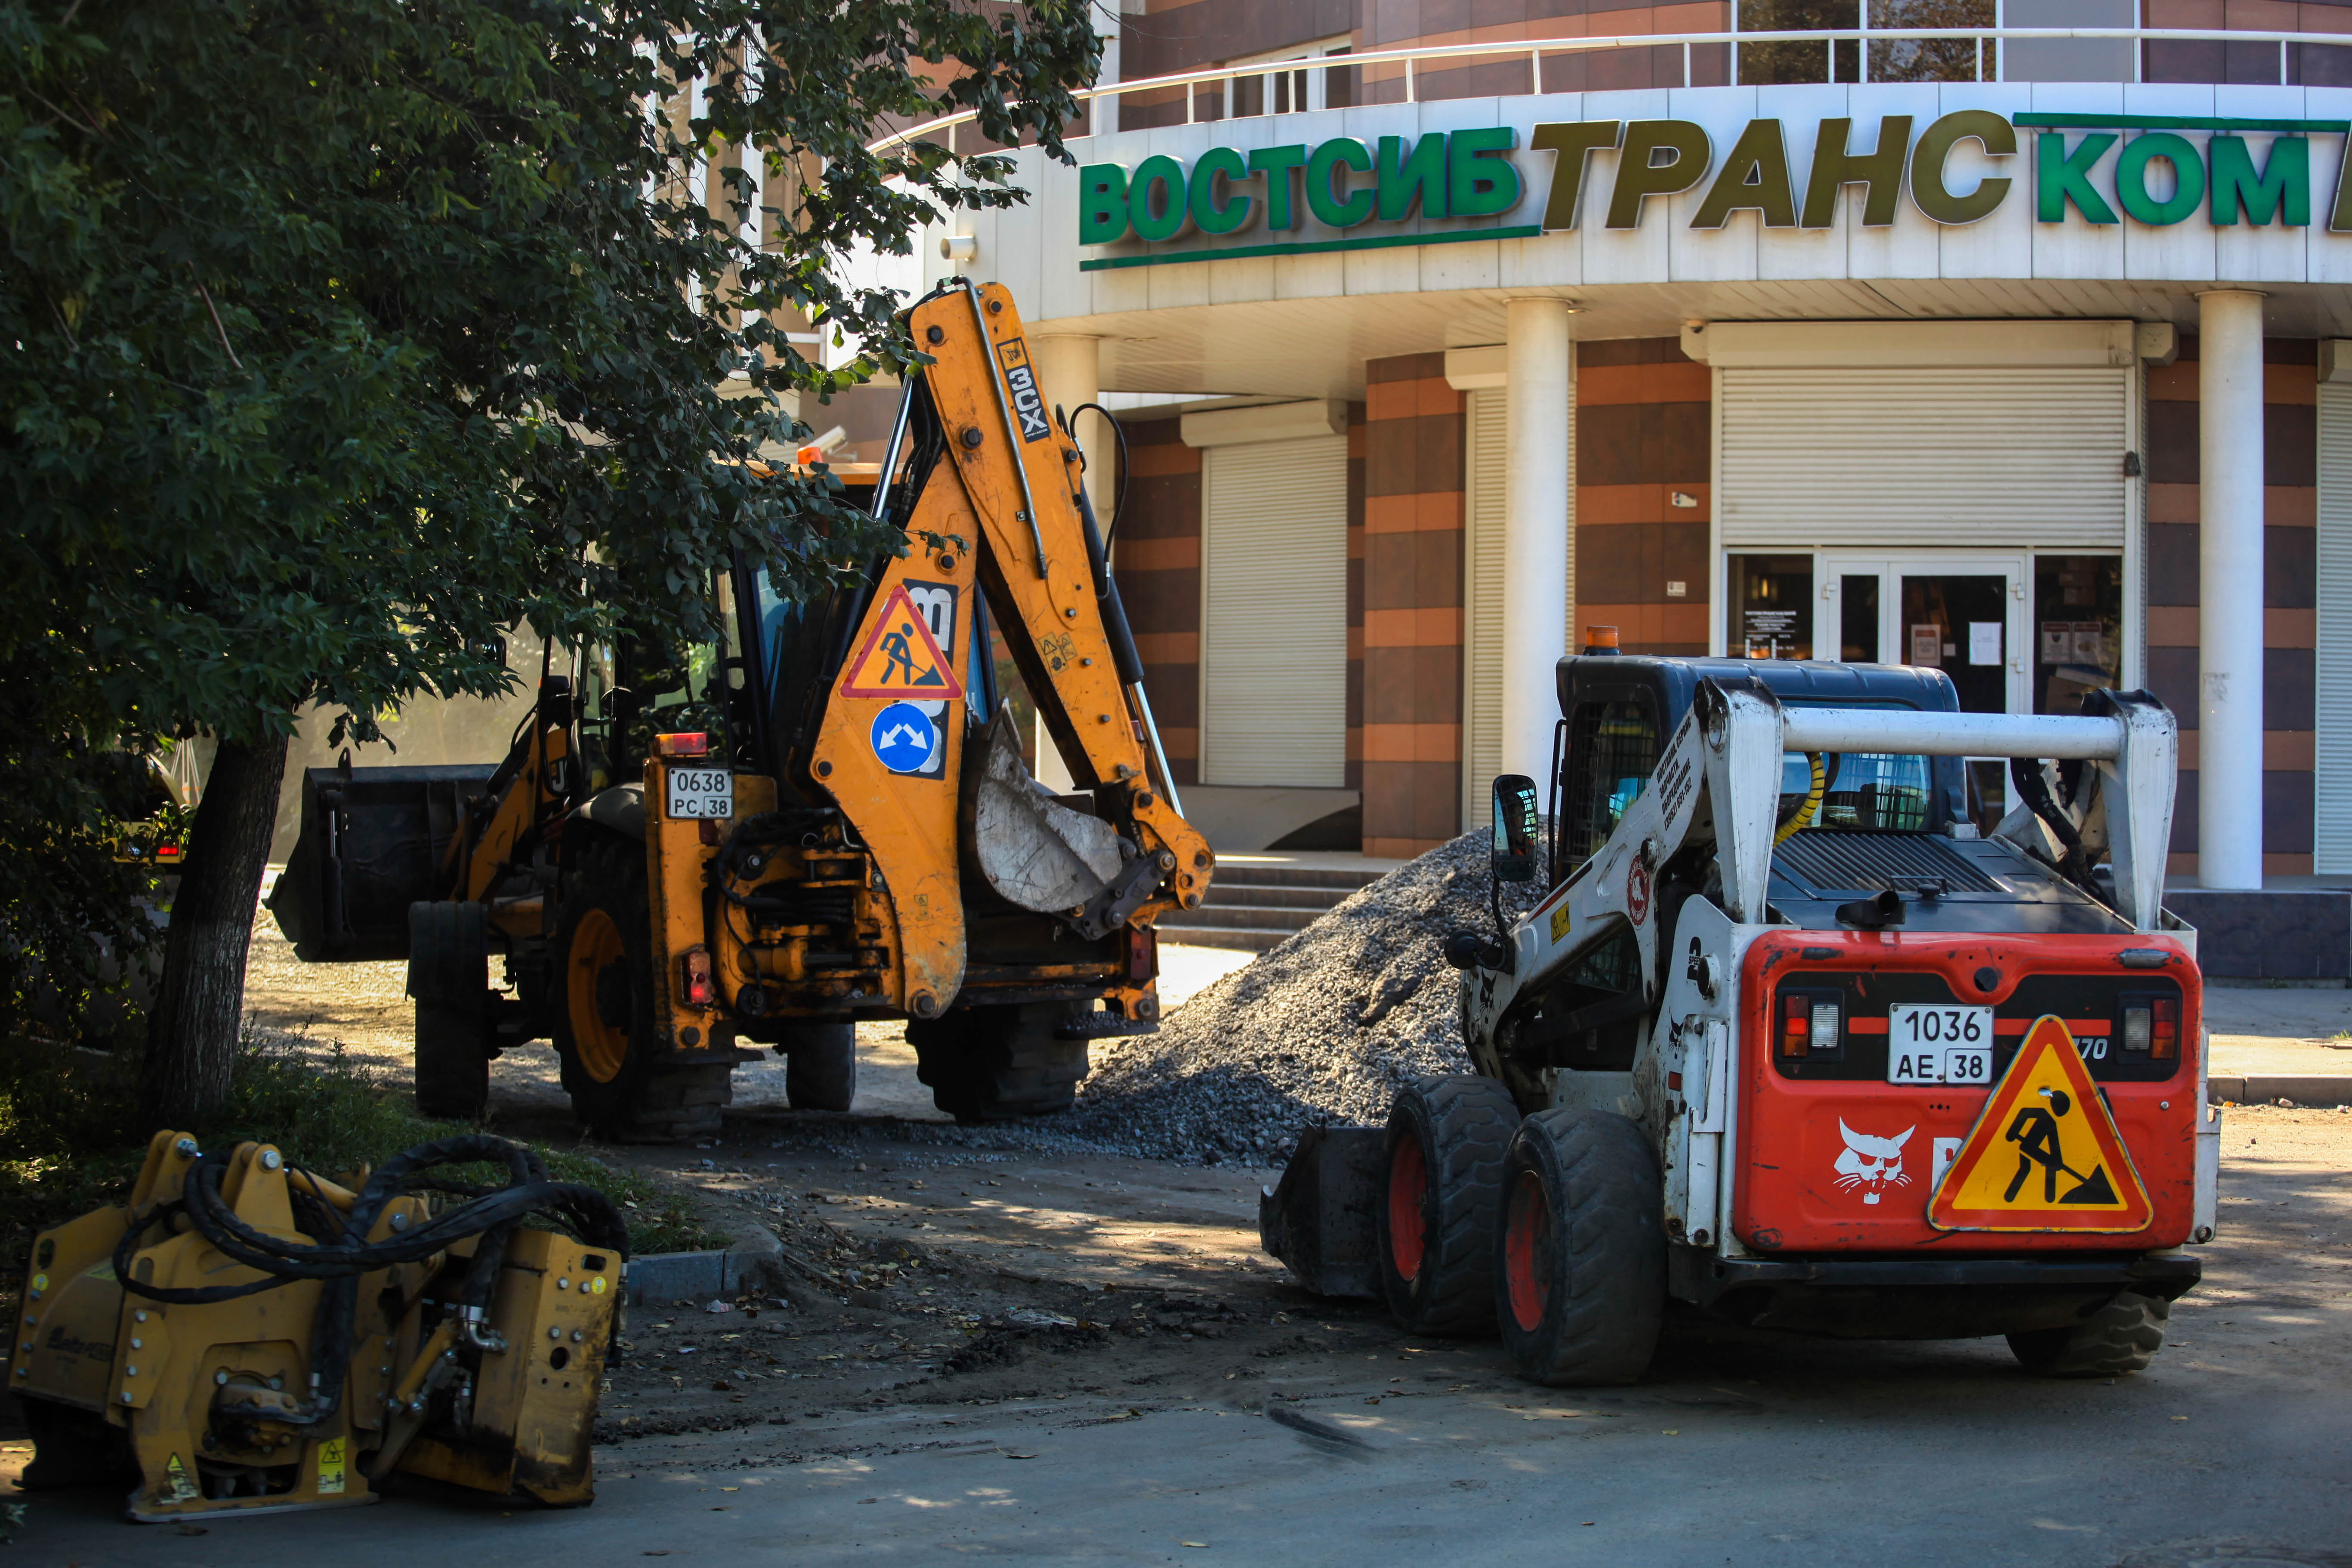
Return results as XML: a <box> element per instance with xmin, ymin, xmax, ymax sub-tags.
<box><xmin>2149</xmin><ymin>522</ymin><xmax>2200</xmax><ymax>606</ymax></box>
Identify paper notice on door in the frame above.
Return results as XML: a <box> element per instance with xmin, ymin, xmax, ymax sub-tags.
<box><xmin>1909</xmin><ymin>623</ymin><xmax>1942</xmax><ymax>666</ymax></box>
<box><xmin>2040</xmin><ymin>621</ymin><xmax>2071</xmax><ymax>663</ymax></box>
<box><xmin>1968</xmin><ymin>622</ymin><xmax>2002</xmax><ymax>666</ymax></box>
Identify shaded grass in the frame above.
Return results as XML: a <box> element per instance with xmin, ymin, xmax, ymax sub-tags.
<box><xmin>0</xmin><ymin>1022</ymin><xmax>725</xmax><ymax>1273</ymax></box>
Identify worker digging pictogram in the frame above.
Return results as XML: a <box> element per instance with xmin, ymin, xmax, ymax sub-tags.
<box><xmin>1928</xmin><ymin>1016</ymin><xmax>2154</xmax><ymax>1233</ymax></box>
<box><xmin>839</xmin><ymin>582</ymin><xmax>965</xmax><ymax>701</ymax></box>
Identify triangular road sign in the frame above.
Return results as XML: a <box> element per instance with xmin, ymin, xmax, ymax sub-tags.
<box><xmin>1927</xmin><ymin>1015</ymin><xmax>2153</xmax><ymax>1233</ymax></box>
<box><xmin>839</xmin><ymin>583</ymin><xmax>964</xmax><ymax>701</ymax></box>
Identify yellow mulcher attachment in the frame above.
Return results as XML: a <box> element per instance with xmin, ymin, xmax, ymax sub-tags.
<box><xmin>9</xmin><ymin>1130</ymin><xmax>627</xmax><ymax>1522</ymax></box>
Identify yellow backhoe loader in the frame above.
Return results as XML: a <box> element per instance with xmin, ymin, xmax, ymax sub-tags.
<box><xmin>270</xmin><ymin>281</ymin><xmax>1212</xmax><ymax>1139</ymax></box>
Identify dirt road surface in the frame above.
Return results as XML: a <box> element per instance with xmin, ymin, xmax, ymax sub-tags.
<box><xmin>8</xmin><ymin>912</ymin><xmax>2349</xmax><ymax>1563</ymax></box>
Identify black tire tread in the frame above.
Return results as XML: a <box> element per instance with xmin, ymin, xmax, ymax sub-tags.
<box><xmin>409</xmin><ymin>901</ymin><xmax>491</xmax><ymax>1121</ymax></box>
<box><xmin>552</xmin><ymin>837</ymin><xmax>731</xmax><ymax>1142</ymax></box>
<box><xmin>1378</xmin><ymin>1074</ymin><xmax>1521</xmax><ymax>1337</ymax></box>
<box><xmin>907</xmin><ymin>1003</ymin><xmax>1090</xmax><ymax>1121</ymax></box>
<box><xmin>2007</xmin><ymin>1289</ymin><xmax>2169</xmax><ymax>1377</ymax></box>
<box><xmin>1498</xmin><ymin>1108</ymin><xmax>1665</xmax><ymax>1386</ymax></box>
<box><xmin>781</xmin><ymin>1021</ymin><xmax>858</xmax><ymax>1113</ymax></box>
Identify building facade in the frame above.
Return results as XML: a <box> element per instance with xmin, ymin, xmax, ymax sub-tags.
<box><xmin>843</xmin><ymin>12</ymin><xmax>2352</xmax><ymax>902</ymax></box>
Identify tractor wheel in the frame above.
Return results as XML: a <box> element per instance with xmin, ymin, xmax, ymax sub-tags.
<box><xmin>551</xmin><ymin>837</ymin><xmax>732</xmax><ymax>1142</ymax></box>
<box><xmin>408</xmin><ymin>900</ymin><xmax>491</xmax><ymax>1121</ymax></box>
<box><xmin>1376</xmin><ymin>1075</ymin><xmax>1520</xmax><ymax>1337</ymax></box>
<box><xmin>780</xmin><ymin>1020</ymin><xmax>858</xmax><ymax>1113</ymax></box>
<box><xmin>2007</xmin><ymin>1290</ymin><xmax>2170</xmax><ymax>1377</ymax></box>
<box><xmin>18</xmin><ymin>1395</ymin><xmax>136</xmax><ymax>1489</ymax></box>
<box><xmin>1494</xmin><ymin>1108</ymin><xmax>1665</xmax><ymax>1386</ymax></box>
<box><xmin>906</xmin><ymin>1002</ymin><xmax>1090</xmax><ymax>1122</ymax></box>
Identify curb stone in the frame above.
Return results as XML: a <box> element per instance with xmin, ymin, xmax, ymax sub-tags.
<box><xmin>2208</xmin><ymin>1074</ymin><xmax>2352</xmax><ymax>1108</ymax></box>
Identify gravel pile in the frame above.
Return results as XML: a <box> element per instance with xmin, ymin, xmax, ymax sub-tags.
<box><xmin>1063</xmin><ymin>831</ymin><xmax>1546</xmax><ymax>1164</ymax></box>
<box><xmin>834</xmin><ymin>830</ymin><xmax>1545</xmax><ymax>1168</ymax></box>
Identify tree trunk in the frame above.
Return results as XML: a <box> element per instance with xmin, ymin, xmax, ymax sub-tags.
<box><xmin>142</xmin><ymin>732</ymin><xmax>290</xmax><ymax>1124</ymax></box>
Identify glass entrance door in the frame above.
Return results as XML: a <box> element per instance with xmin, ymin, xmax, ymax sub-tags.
<box><xmin>1820</xmin><ymin>556</ymin><xmax>2027</xmax><ymax>713</ymax></box>
<box><xmin>1822</xmin><ymin>555</ymin><xmax>2027</xmax><ymax>831</ymax></box>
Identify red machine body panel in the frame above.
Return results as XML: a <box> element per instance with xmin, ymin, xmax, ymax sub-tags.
<box><xmin>1731</xmin><ymin>931</ymin><xmax>2201</xmax><ymax>1254</ymax></box>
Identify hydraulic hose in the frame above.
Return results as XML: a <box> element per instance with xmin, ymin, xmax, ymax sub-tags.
<box><xmin>1774</xmin><ymin>752</ymin><xmax>1829</xmax><ymax>846</ymax></box>
<box><xmin>113</xmin><ymin>1134</ymin><xmax>630</xmax><ymax>1426</ymax></box>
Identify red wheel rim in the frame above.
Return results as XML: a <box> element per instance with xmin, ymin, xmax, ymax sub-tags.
<box><xmin>1387</xmin><ymin>1133</ymin><xmax>1429</xmax><ymax>1283</ymax></box>
<box><xmin>1504</xmin><ymin>1170</ymin><xmax>1551</xmax><ymax>1333</ymax></box>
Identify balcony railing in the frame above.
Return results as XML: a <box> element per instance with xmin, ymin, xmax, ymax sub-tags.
<box><xmin>867</xmin><ymin>28</ymin><xmax>2352</xmax><ymax>155</ymax></box>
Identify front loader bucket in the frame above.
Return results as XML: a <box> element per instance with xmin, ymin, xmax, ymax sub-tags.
<box><xmin>1257</xmin><ymin>1126</ymin><xmax>1385</xmax><ymax>1299</ymax></box>
<box><xmin>269</xmin><ymin>764</ymin><xmax>495</xmax><ymax>961</ymax></box>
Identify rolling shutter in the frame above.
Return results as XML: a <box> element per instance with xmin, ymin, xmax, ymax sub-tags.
<box><xmin>1201</xmin><ymin>435</ymin><xmax>1348</xmax><ymax>787</ymax></box>
<box><xmin>1719</xmin><ymin>367</ymin><xmax>2130</xmax><ymax>549</ymax></box>
<box><xmin>2318</xmin><ymin>385</ymin><xmax>2352</xmax><ymax>873</ymax></box>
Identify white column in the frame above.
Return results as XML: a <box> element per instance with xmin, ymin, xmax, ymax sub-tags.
<box><xmin>1093</xmin><ymin>9</ymin><xmax>1120</xmax><ymax>137</ymax></box>
<box><xmin>1031</xmin><ymin>334</ymin><xmax>1111</xmax><ymax>530</ymax></box>
<box><xmin>2198</xmin><ymin>289</ymin><xmax>2267</xmax><ymax>889</ymax></box>
<box><xmin>1028</xmin><ymin>333</ymin><xmax>1104</xmax><ymax>793</ymax></box>
<box><xmin>1501</xmin><ymin>297</ymin><xmax>1574</xmax><ymax>785</ymax></box>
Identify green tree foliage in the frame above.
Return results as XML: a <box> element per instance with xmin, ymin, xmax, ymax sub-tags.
<box><xmin>1</xmin><ymin>0</ymin><xmax>1099</xmax><ymax>1105</ymax></box>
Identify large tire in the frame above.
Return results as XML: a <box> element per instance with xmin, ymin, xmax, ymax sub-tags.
<box><xmin>2007</xmin><ymin>1290</ymin><xmax>2170</xmax><ymax>1377</ymax></box>
<box><xmin>408</xmin><ymin>900</ymin><xmax>492</xmax><ymax>1120</ymax></box>
<box><xmin>1494</xmin><ymin>1108</ymin><xmax>1665</xmax><ymax>1386</ymax></box>
<box><xmin>906</xmin><ymin>1002</ymin><xmax>1089</xmax><ymax>1122</ymax></box>
<box><xmin>18</xmin><ymin>1395</ymin><xmax>135</xmax><ymax>1488</ymax></box>
<box><xmin>780</xmin><ymin>1020</ymin><xmax>858</xmax><ymax>1113</ymax></box>
<box><xmin>1376</xmin><ymin>1075</ymin><xmax>1520</xmax><ymax>1337</ymax></box>
<box><xmin>551</xmin><ymin>837</ymin><xmax>732</xmax><ymax>1142</ymax></box>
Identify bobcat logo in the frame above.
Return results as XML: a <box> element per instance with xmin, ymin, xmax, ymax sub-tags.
<box><xmin>1833</xmin><ymin>1120</ymin><xmax>1914</xmax><ymax>1205</ymax></box>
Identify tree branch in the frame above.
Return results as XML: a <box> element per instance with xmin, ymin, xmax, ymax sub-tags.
<box><xmin>188</xmin><ymin>269</ymin><xmax>243</xmax><ymax>369</ymax></box>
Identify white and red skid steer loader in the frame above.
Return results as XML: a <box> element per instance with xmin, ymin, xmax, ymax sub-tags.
<box><xmin>1260</xmin><ymin>649</ymin><xmax>2216</xmax><ymax>1384</ymax></box>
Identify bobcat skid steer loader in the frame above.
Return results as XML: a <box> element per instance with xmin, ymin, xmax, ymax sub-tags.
<box><xmin>1261</xmin><ymin>646</ymin><xmax>2215</xmax><ymax>1385</ymax></box>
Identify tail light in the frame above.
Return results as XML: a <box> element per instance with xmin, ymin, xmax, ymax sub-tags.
<box><xmin>682</xmin><ymin>945</ymin><xmax>716</xmax><ymax>1008</ymax></box>
<box><xmin>1781</xmin><ymin>992</ymin><xmax>1810</xmax><ymax>1056</ymax></box>
<box><xmin>655</xmin><ymin>732</ymin><xmax>710</xmax><ymax>758</ymax></box>
<box><xmin>1124</xmin><ymin>924</ymin><xmax>1157</xmax><ymax>984</ymax></box>
<box><xmin>2119</xmin><ymin>994</ymin><xmax>2181</xmax><ymax>1059</ymax></box>
<box><xmin>1781</xmin><ymin>990</ymin><xmax>1842</xmax><ymax>1057</ymax></box>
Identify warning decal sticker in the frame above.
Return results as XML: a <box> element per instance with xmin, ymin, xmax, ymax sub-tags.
<box><xmin>839</xmin><ymin>583</ymin><xmax>964</xmax><ymax>702</ymax></box>
<box><xmin>317</xmin><ymin>1435</ymin><xmax>347</xmax><ymax>1494</ymax></box>
<box><xmin>1926</xmin><ymin>1015</ymin><xmax>2153</xmax><ymax>1234</ymax></box>
<box><xmin>164</xmin><ymin>1452</ymin><xmax>199</xmax><ymax>1502</ymax></box>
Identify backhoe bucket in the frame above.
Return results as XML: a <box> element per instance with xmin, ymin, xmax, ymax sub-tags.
<box><xmin>1257</xmin><ymin>1126</ymin><xmax>1384</xmax><ymax>1299</ymax></box>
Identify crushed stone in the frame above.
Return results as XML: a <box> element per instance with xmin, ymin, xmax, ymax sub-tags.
<box><xmin>821</xmin><ymin>830</ymin><xmax>1546</xmax><ymax>1168</ymax></box>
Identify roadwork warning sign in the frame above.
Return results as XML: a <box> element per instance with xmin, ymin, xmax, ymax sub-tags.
<box><xmin>1927</xmin><ymin>1015</ymin><xmax>2153</xmax><ymax>1233</ymax></box>
<box><xmin>840</xmin><ymin>583</ymin><xmax>964</xmax><ymax>701</ymax></box>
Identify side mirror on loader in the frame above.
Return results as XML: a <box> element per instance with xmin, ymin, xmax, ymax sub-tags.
<box><xmin>1491</xmin><ymin>774</ymin><xmax>1540</xmax><ymax>884</ymax></box>
<box><xmin>1445</xmin><ymin>774</ymin><xmax>1540</xmax><ymax>973</ymax></box>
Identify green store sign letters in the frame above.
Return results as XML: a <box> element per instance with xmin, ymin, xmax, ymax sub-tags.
<box><xmin>1077</xmin><ymin>113</ymin><xmax>2352</xmax><ymax>270</ymax></box>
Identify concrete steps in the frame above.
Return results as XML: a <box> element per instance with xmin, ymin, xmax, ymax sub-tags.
<box><xmin>1156</xmin><ymin>864</ymin><xmax>1388</xmax><ymax>953</ymax></box>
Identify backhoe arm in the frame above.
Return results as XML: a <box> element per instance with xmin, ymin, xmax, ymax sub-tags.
<box><xmin>914</xmin><ymin>282</ymin><xmax>1211</xmax><ymax>904</ymax></box>
<box><xmin>806</xmin><ymin>281</ymin><xmax>1213</xmax><ymax>1019</ymax></box>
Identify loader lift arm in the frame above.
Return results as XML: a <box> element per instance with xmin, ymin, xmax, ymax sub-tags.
<box><xmin>1483</xmin><ymin>676</ymin><xmax>2179</xmax><ymax>1043</ymax></box>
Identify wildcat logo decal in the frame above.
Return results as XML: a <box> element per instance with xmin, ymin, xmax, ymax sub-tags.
<box><xmin>1833</xmin><ymin>1120</ymin><xmax>1914</xmax><ymax>1206</ymax></box>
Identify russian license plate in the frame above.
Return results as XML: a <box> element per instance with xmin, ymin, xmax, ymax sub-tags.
<box><xmin>1886</xmin><ymin>1004</ymin><xmax>1994</xmax><ymax>1086</ymax></box>
<box><xmin>666</xmin><ymin>766</ymin><xmax>733</xmax><ymax>820</ymax></box>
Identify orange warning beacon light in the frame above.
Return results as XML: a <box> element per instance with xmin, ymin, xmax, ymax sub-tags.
<box><xmin>1926</xmin><ymin>1015</ymin><xmax>2155</xmax><ymax>1235</ymax></box>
